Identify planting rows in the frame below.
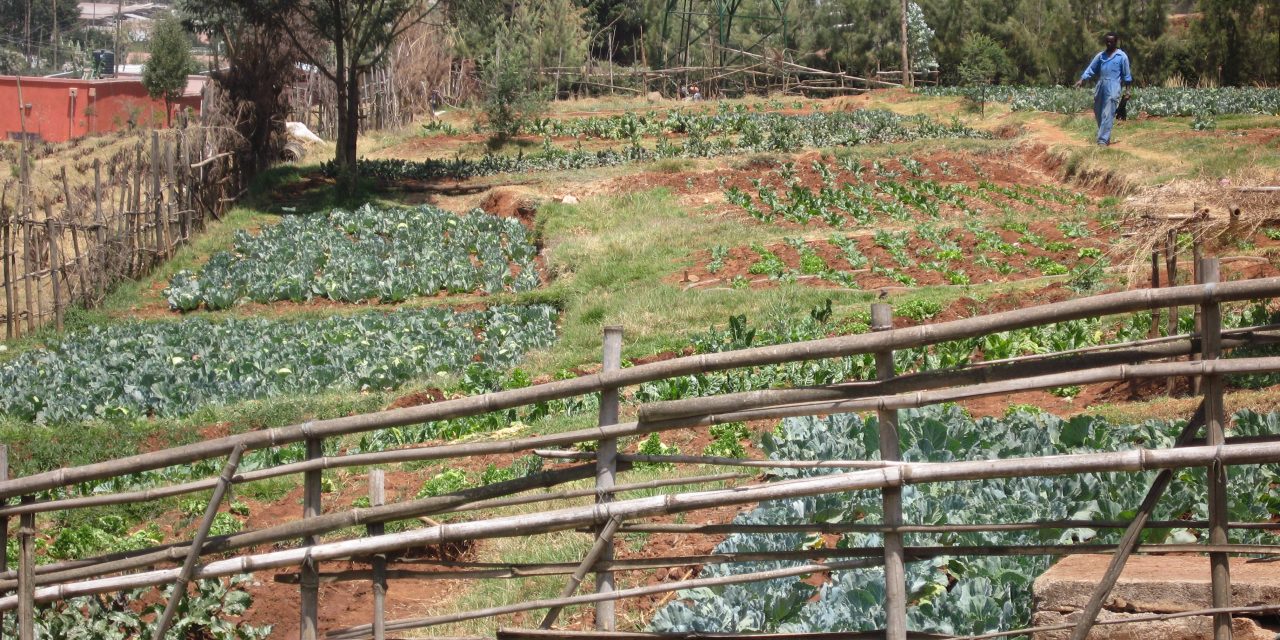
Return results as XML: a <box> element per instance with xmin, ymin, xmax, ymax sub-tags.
<box><xmin>165</xmin><ymin>204</ymin><xmax>540</xmax><ymax>311</ymax></box>
<box><xmin>696</xmin><ymin>157</ymin><xmax>1110</xmax><ymax>291</ymax></box>
<box><xmin>919</xmin><ymin>85</ymin><xmax>1280</xmax><ymax>116</ymax></box>
<box><xmin>651</xmin><ymin>405</ymin><xmax>1280</xmax><ymax>635</ymax></box>
<box><xmin>0</xmin><ymin>305</ymin><xmax>557</xmax><ymax>423</ymax></box>
<box><xmin>337</xmin><ymin>110</ymin><xmax>986</xmax><ymax>182</ymax></box>
<box><xmin>526</xmin><ymin>100</ymin><xmax>827</xmax><ymax>140</ymax></box>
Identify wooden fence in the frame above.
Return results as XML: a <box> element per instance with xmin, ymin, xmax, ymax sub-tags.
<box><xmin>1</xmin><ymin>270</ymin><xmax>1280</xmax><ymax>640</ymax></box>
<box><xmin>0</xmin><ymin>126</ymin><xmax>240</xmax><ymax>338</ymax></box>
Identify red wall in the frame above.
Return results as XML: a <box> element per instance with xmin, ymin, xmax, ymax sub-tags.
<box><xmin>0</xmin><ymin>76</ymin><xmax>202</xmax><ymax>143</ymax></box>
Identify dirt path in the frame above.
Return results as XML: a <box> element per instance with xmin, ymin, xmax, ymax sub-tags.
<box><xmin>1017</xmin><ymin>116</ymin><xmax>1189</xmax><ymax>172</ymax></box>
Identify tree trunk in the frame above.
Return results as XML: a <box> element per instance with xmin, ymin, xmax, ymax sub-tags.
<box><xmin>900</xmin><ymin>0</ymin><xmax>913</xmax><ymax>88</ymax></box>
<box><xmin>341</xmin><ymin>66</ymin><xmax>361</xmax><ymax>194</ymax></box>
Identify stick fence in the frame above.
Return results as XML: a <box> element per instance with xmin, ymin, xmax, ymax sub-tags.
<box><xmin>0</xmin><ymin>125</ymin><xmax>239</xmax><ymax>339</ymax></box>
<box><xmin>0</xmin><ymin>270</ymin><xmax>1277</xmax><ymax>640</ymax></box>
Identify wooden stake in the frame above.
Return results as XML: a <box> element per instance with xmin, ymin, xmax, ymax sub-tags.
<box><xmin>151</xmin><ymin>132</ymin><xmax>164</xmax><ymax>265</ymax></box>
<box><xmin>1200</xmin><ymin>257</ymin><xmax>1232</xmax><ymax>640</ymax></box>
<box><xmin>1148</xmin><ymin>251</ymin><xmax>1160</xmax><ymax>340</ymax></box>
<box><xmin>2</xmin><ymin>190</ymin><xmax>13</xmax><ymax>339</ymax></box>
<box><xmin>17</xmin><ymin>495</ymin><xmax>34</xmax><ymax>640</ymax></box>
<box><xmin>1067</xmin><ymin>401</ymin><xmax>1205</xmax><ymax>640</ymax></box>
<box><xmin>44</xmin><ymin>206</ymin><xmax>63</xmax><ymax>332</ymax></box>
<box><xmin>368</xmin><ymin>470</ymin><xmax>386</xmax><ymax>640</ymax></box>
<box><xmin>0</xmin><ymin>445</ymin><xmax>8</xmax><ymax>633</ymax></box>
<box><xmin>595</xmin><ymin>326</ymin><xmax>622</xmax><ymax>632</ymax></box>
<box><xmin>873</xmin><ymin>303</ymin><xmax>906</xmax><ymax>640</ymax></box>
<box><xmin>540</xmin><ymin>517</ymin><xmax>623</xmax><ymax>629</ymax></box>
<box><xmin>92</xmin><ymin>159</ymin><xmax>107</xmax><ymax>301</ymax></box>
<box><xmin>151</xmin><ymin>444</ymin><xmax>246</xmax><ymax>640</ymax></box>
<box><xmin>1166</xmin><ymin>231</ymin><xmax>1179</xmax><ymax>395</ymax></box>
<box><xmin>301</xmin><ymin>438</ymin><xmax>323</xmax><ymax>640</ymax></box>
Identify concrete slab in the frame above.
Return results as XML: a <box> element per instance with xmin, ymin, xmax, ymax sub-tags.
<box><xmin>1032</xmin><ymin>554</ymin><xmax>1280</xmax><ymax>640</ymax></box>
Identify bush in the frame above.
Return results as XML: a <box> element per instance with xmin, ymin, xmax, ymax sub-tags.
<box><xmin>485</xmin><ymin>61</ymin><xmax>546</xmax><ymax>142</ymax></box>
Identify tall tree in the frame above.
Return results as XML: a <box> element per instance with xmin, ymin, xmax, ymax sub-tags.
<box><xmin>233</xmin><ymin>0</ymin><xmax>436</xmax><ymax>193</ymax></box>
<box><xmin>142</xmin><ymin>14</ymin><xmax>195</xmax><ymax>125</ymax></box>
<box><xmin>177</xmin><ymin>0</ymin><xmax>304</xmax><ymax>176</ymax></box>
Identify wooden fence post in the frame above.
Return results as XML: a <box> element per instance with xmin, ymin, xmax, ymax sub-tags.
<box><xmin>43</xmin><ymin>207</ymin><xmax>62</xmax><ymax>332</ymax></box>
<box><xmin>92</xmin><ymin>159</ymin><xmax>107</xmax><ymax>302</ymax></box>
<box><xmin>1148</xmin><ymin>251</ymin><xmax>1160</xmax><ymax>339</ymax></box>
<box><xmin>17</xmin><ymin>495</ymin><xmax>34</xmax><ymax>640</ymax></box>
<box><xmin>151</xmin><ymin>131</ymin><xmax>164</xmax><ymax>265</ymax></box>
<box><xmin>1200</xmin><ymin>257</ymin><xmax>1232</xmax><ymax>640</ymax></box>
<box><xmin>301</xmin><ymin>437</ymin><xmax>323</xmax><ymax>640</ymax></box>
<box><xmin>2</xmin><ymin>193</ymin><xmax>12</xmax><ymax>340</ymax></box>
<box><xmin>0</xmin><ymin>444</ymin><xmax>7</xmax><ymax>634</ymax></box>
<box><xmin>872</xmin><ymin>303</ymin><xmax>906</xmax><ymax>640</ymax></box>
<box><xmin>594</xmin><ymin>325</ymin><xmax>623</xmax><ymax>632</ymax></box>
<box><xmin>1165</xmin><ymin>231</ymin><xmax>1179</xmax><ymax>395</ymax></box>
<box><xmin>367</xmin><ymin>470</ymin><xmax>387</xmax><ymax>640</ymax></box>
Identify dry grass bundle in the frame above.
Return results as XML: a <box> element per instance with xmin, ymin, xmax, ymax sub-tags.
<box><xmin>1116</xmin><ymin>169</ymin><xmax>1280</xmax><ymax>284</ymax></box>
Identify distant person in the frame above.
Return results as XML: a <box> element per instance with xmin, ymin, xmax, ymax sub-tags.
<box><xmin>1074</xmin><ymin>33</ymin><xmax>1132</xmax><ymax>147</ymax></box>
<box><xmin>428</xmin><ymin>89</ymin><xmax>443</xmax><ymax>120</ymax></box>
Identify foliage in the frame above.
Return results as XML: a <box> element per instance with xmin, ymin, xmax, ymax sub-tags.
<box><xmin>636</xmin><ymin>433</ymin><xmax>680</xmax><ymax>468</ymax></box>
<box><xmin>47</xmin><ymin>516</ymin><xmax>163</xmax><ymax>561</ymax></box>
<box><xmin>416</xmin><ymin>468</ymin><xmax>471</xmax><ymax>498</ymax></box>
<box><xmin>331</xmin><ymin>110</ymin><xmax>986</xmax><ymax>181</ymax></box>
<box><xmin>142</xmin><ymin>13</ymin><xmax>197</xmax><ymax>123</ymax></box>
<box><xmin>165</xmin><ymin>204</ymin><xmax>539</xmax><ymax>310</ymax></box>
<box><xmin>0</xmin><ymin>305</ymin><xmax>557</xmax><ymax>423</ymax></box>
<box><xmin>0</xmin><ymin>575</ymin><xmax>271</xmax><ymax>639</ymax></box>
<box><xmin>480</xmin><ymin>454</ymin><xmax>544</xmax><ymax>485</ymax></box>
<box><xmin>484</xmin><ymin>55</ymin><xmax>546</xmax><ymax>141</ymax></box>
<box><xmin>652</xmin><ymin>405</ymin><xmax>1280</xmax><ymax>634</ymax></box>
<box><xmin>918</xmin><ymin>86</ymin><xmax>1280</xmax><ymax>116</ymax></box>
<box><xmin>704</xmin><ymin>422</ymin><xmax>751</xmax><ymax>458</ymax></box>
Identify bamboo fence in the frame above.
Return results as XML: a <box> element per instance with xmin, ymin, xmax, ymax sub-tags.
<box><xmin>0</xmin><ymin>269</ymin><xmax>1278</xmax><ymax>640</ymax></box>
<box><xmin>0</xmin><ymin>124</ymin><xmax>240</xmax><ymax>339</ymax></box>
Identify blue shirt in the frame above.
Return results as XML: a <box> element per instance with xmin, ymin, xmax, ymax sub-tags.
<box><xmin>1080</xmin><ymin>49</ymin><xmax>1132</xmax><ymax>90</ymax></box>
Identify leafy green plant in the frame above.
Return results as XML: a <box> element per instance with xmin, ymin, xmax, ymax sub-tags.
<box><xmin>0</xmin><ymin>306</ymin><xmax>557</xmax><ymax>424</ymax></box>
<box><xmin>416</xmin><ymin>469</ymin><xmax>471</xmax><ymax>498</ymax></box>
<box><xmin>166</xmin><ymin>204</ymin><xmax>540</xmax><ymax>310</ymax></box>
<box><xmin>636</xmin><ymin>433</ymin><xmax>679</xmax><ymax>468</ymax></box>
<box><xmin>704</xmin><ymin>422</ymin><xmax>750</xmax><ymax>458</ymax></box>
<box><xmin>0</xmin><ymin>575</ymin><xmax>270</xmax><ymax>639</ymax></box>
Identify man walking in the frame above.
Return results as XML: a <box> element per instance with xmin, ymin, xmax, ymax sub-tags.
<box><xmin>1075</xmin><ymin>33</ymin><xmax>1132</xmax><ymax>146</ymax></box>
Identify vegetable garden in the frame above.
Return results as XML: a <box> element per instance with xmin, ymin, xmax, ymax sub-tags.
<box><xmin>165</xmin><ymin>204</ymin><xmax>541</xmax><ymax>310</ymax></box>
<box><xmin>679</xmin><ymin>154</ymin><xmax>1120</xmax><ymax>292</ymax></box>
<box><xmin>917</xmin><ymin>86</ymin><xmax>1280</xmax><ymax>117</ymax></box>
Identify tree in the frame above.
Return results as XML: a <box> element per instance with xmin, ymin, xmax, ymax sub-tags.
<box><xmin>957</xmin><ymin>32</ymin><xmax>1012</xmax><ymax>115</ymax></box>
<box><xmin>177</xmin><ymin>0</ymin><xmax>305</xmax><ymax>177</ymax></box>
<box><xmin>142</xmin><ymin>14</ymin><xmax>195</xmax><ymax>126</ymax></box>
<box><xmin>231</xmin><ymin>0</ymin><xmax>435</xmax><ymax>194</ymax></box>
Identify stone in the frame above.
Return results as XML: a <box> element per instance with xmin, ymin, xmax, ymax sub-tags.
<box><xmin>1032</xmin><ymin>554</ymin><xmax>1280</xmax><ymax>639</ymax></box>
<box><xmin>561</xmin><ymin>194</ymin><xmax>579</xmax><ymax>205</ymax></box>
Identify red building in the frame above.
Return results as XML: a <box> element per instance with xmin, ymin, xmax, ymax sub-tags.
<box><xmin>0</xmin><ymin>75</ymin><xmax>204</xmax><ymax>143</ymax></box>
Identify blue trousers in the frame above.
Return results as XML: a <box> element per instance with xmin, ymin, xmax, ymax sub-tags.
<box><xmin>1093</xmin><ymin>86</ymin><xmax>1120</xmax><ymax>144</ymax></box>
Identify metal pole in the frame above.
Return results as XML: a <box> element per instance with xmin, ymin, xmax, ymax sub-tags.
<box><xmin>368</xmin><ymin>470</ymin><xmax>387</xmax><ymax>640</ymax></box>
<box><xmin>873</xmin><ymin>303</ymin><xmax>906</xmax><ymax>640</ymax></box>
<box><xmin>151</xmin><ymin>445</ymin><xmax>246</xmax><ymax>640</ymax></box>
<box><xmin>594</xmin><ymin>326</ymin><xmax>623</xmax><ymax>631</ymax></box>
<box><xmin>300</xmin><ymin>438</ymin><xmax>323</xmax><ymax>640</ymax></box>
<box><xmin>1200</xmin><ymin>257</ymin><xmax>1232</xmax><ymax>640</ymax></box>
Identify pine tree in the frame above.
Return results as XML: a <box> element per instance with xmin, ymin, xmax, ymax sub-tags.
<box><xmin>141</xmin><ymin>14</ymin><xmax>195</xmax><ymax>126</ymax></box>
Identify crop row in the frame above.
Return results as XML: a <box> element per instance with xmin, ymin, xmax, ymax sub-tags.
<box><xmin>918</xmin><ymin>86</ymin><xmax>1280</xmax><ymax>116</ymax></box>
<box><xmin>526</xmin><ymin>100</ymin><xmax>823</xmax><ymax>139</ymax></box>
<box><xmin>652</xmin><ymin>404</ymin><xmax>1280</xmax><ymax>635</ymax></box>
<box><xmin>166</xmin><ymin>204</ymin><xmax>540</xmax><ymax>311</ymax></box>
<box><xmin>724</xmin><ymin>158</ymin><xmax>1093</xmax><ymax>228</ymax></box>
<box><xmin>0</xmin><ymin>305</ymin><xmax>557</xmax><ymax>423</ymax></box>
<box><xmin>335</xmin><ymin>110</ymin><xmax>986</xmax><ymax>182</ymax></box>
